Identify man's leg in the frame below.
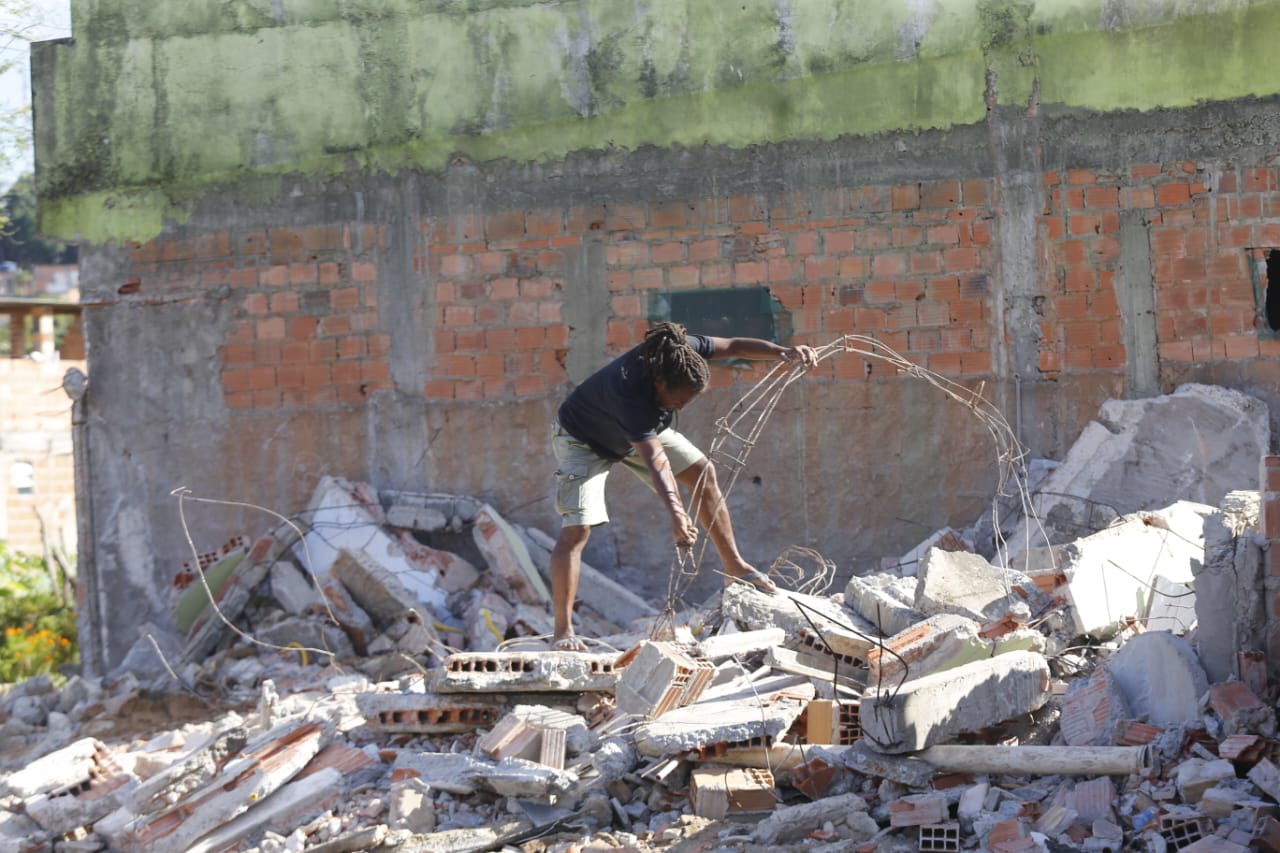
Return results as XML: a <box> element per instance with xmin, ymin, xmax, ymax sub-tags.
<box><xmin>551</xmin><ymin>524</ymin><xmax>591</xmax><ymax>644</ymax></box>
<box><xmin>676</xmin><ymin>458</ymin><xmax>776</xmax><ymax>593</ymax></box>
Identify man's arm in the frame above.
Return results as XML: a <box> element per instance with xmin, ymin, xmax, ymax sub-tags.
<box><xmin>707</xmin><ymin>336</ymin><xmax>818</xmax><ymax>368</ymax></box>
<box><xmin>632</xmin><ymin>437</ymin><xmax>698</xmax><ymax>551</ymax></box>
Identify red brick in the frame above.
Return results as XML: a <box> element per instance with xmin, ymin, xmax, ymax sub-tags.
<box><xmin>919</xmin><ymin>180</ymin><xmax>960</xmax><ymax>209</ymax></box>
<box><xmin>1156</xmin><ymin>183</ymin><xmax>1192</xmax><ymax>206</ymax></box>
<box><xmin>651</xmin><ymin>242</ymin><xmax>685</xmax><ymax>264</ymax></box>
<box><xmin>1066</xmin><ymin>169</ymin><xmax>1097</xmax><ymax>185</ymax></box>
<box><xmin>1264</xmin><ymin>495</ymin><xmax>1280</xmax><ymax>542</ymax></box>
<box><xmin>891</xmin><ymin>184</ymin><xmax>920</xmax><ymax>211</ymax></box>
<box><xmin>331</xmin><ymin>288</ymin><xmax>361</xmax><ymax>310</ymax></box>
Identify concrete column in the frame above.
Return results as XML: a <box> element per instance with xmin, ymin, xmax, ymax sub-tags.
<box><xmin>6</xmin><ymin>309</ymin><xmax>25</xmax><ymax>357</ymax></box>
<box><xmin>1118</xmin><ymin>212</ymin><xmax>1159</xmax><ymax>398</ymax></box>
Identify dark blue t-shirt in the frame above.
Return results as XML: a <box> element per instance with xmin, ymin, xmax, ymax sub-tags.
<box><xmin>557</xmin><ymin>335</ymin><xmax>714</xmax><ymax>461</ymax></box>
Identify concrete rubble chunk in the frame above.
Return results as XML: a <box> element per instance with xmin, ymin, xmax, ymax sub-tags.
<box><xmin>886</xmin><ymin>526</ymin><xmax>974</xmax><ymax>577</ymax></box>
<box><xmin>1196</xmin><ymin>491</ymin><xmax>1263</xmax><ymax>684</ymax></box>
<box><xmin>861</xmin><ymin>650</ymin><xmax>1051</xmax><ymax>753</ymax></box>
<box><xmin>473</xmin><ymin>503</ymin><xmax>550</xmax><ymax>605</ymax></box>
<box><xmin>390</xmin><ymin>751</ymin><xmax>490</xmax><ymax>795</ymax></box>
<box><xmin>381</xmin><ymin>490</ymin><xmax>483</xmax><ymax>533</ymax></box>
<box><xmin>1177</xmin><ymin>757</ymin><xmax>1237</xmax><ymax>804</ymax></box>
<box><xmin>1108</xmin><ymin>630</ymin><xmax>1210</xmax><ymax>726</ymax></box>
<box><xmin>432</xmin><ymin>651</ymin><xmax>619</xmax><ymax>693</ymax></box>
<box><xmin>3</xmin><ymin>737</ymin><xmax>108</xmax><ymax>799</ymax></box>
<box><xmin>389</xmin><ymin>776</ymin><xmax>436</xmax><ymax>833</ymax></box>
<box><xmin>331</xmin><ymin>547</ymin><xmax>433</xmax><ymax>627</ymax></box>
<box><xmin>183</xmin><ymin>531</ymin><xmax>286</xmax><ymax>661</ymax></box>
<box><xmin>634</xmin><ymin>674</ymin><xmax>814</xmax><ymax>757</ymax></box>
<box><xmin>889</xmin><ymin>792</ymin><xmax>948</xmax><ymax>827</ymax></box>
<box><xmin>317</xmin><ymin>576</ymin><xmax>377</xmax><ymax>657</ymax></box>
<box><xmin>1056</xmin><ymin>501</ymin><xmax>1212</xmax><ymax>637</ymax></box>
<box><xmin>844</xmin><ymin>573</ymin><xmax>922</xmax><ymax>637</ymax></box>
<box><xmin>295</xmin><ymin>477</ymin><xmax>448</xmax><ymax>618</ymax></box>
<box><xmin>1002</xmin><ymin>383</ymin><xmax>1270</xmax><ymax>561</ymax></box>
<box><xmin>867</xmin><ymin>612</ymin><xmax>1044</xmax><ymax>688</ymax></box>
<box><xmin>914</xmin><ymin>547</ymin><xmax>1028</xmax><ymax>624</ymax></box>
<box><xmin>397</xmin><ymin>532</ymin><xmax>482</xmax><ymax>594</ymax></box>
<box><xmin>1205</xmin><ymin>680</ymin><xmax>1276</xmax><ymax>737</ymax></box>
<box><xmin>722</xmin><ymin>584</ymin><xmax>878</xmax><ymax>657</ymax></box>
<box><xmin>754</xmin><ymin>792</ymin><xmax>873</xmax><ymax>844</ymax></box>
<box><xmin>485</xmin><ymin>756</ymin><xmax>577</xmax><ymax>798</ymax></box>
<box><xmin>508</xmin><ymin>704</ymin><xmax>596</xmax><ymax>754</ymax></box>
<box><xmin>765</xmin><ymin>647</ymin><xmax>864</xmax><ymax>695</ymax></box>
<box><xmin>697</xmin><ymin>627</ymin><xmax>786</xmax><ymax>661</ymax></box>
<box><xmin>269</xmin><ymin>559</ymin><xmax>321</xmax><ymax>614</ymax></box>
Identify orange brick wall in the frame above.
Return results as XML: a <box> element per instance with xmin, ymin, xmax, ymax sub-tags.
<box><xmin>0</xmin><ymin>358</ymin><xmax>82</xmax><ymax>557</ymax></box>
<box><xmin>117</xmin><ymin>159</ymin><xmax>1280</xmax><ymax>420</ymax></box>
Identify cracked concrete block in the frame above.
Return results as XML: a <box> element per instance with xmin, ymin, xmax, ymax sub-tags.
<box><xmin>316</xmin><ymin>577</ymin><xmax>377</xmax><ymax>657</ymax></box>
<box><xmin>356</xmin><ymin>691</ymin><xmax>503</xmax><ymax>734</ymax></box>
<box><xmin>914</xmin><ymin>548</ymin><xmax>1026</xmax><ymax>624</ymax></box>
<box><xmin>295</xmin><ymin>477</ymin><xmax>448</xmax><ymax>618</ymax></box>
<box><xmin>433</xmin><ymin>651</ymin><xmax>619</xmax><ymax>693</ymax></box>
<box><xmin>269</xmin><ymin>560</ymin><xmax>321</xmax><ymax>615</ymax></box>
<box><xmin>391</xmin><ymin>751</ymin><xmax>490</xmax><ymax>795</ymax></box>
<box><xmin>1002</xmin><ymin>383</ymin><xmax>1270</xmax><ymax>562</ymax></box>
<box><xmin>886</xmin><ymin>527</ymin><xmax>974</xmax><ymax>577</ymax></box>
<box><xmin>331</xmin><ymin>547</ymin><xmax>430</xmax><ymax>627</ymax></box>
<box><xmin>698</xmin><ymin>627</ymin><xmax>786</xmax><ymax>661</ymax></box>
<box><xmin>722</xmin><ymin>584</ymin><xmax>877</xmax><ymax>657</ymax></box>
<box><xmin>844</xmin><ymin>573</ymin><xmax>922</xmax><ymax>637</ymax></box>
<box><xmin>866</xmin><ymin>614</ymin><xmax>983</xmax><ymax>688</ymax></box>
<box><xmin>1177</xmin><ymin>757</ymin><xmax>1236</xmax><ymax>804</ymax></box>
<box><xmin>861</xmin><ymin>650</ymin><xmax>1051</xmax><ymax>753</ymax></box>
<box><xmin>484</xmin><ymin>756</ymin><xmax>577</xmax><ymax>798</ymax></box>
<box><xmin>1060</xmin><ymin>667</ymin><xmax>1131</xmax><ymax>746</ymax></box>
<box><xmin>4</xmin><ymin>737</ymin><xmax>109</xmax><ymax>799</ymax></box>
<box><xmin>755</xmin><ymin>792</ymin><xmax>873</xmax><ymax>844</ymax></box>
<box><xmin>389</xmin><ymin>776</ymin><xmax>436</xmax><ymax>834</ymax></box>
<box><xmin>1056</xmin><ymin>502</ymin><xmax>1212</xmax><ymax>638</ymax></box>
<box><xmin>473</xmin><ymin>503</ymin><xmax>549</xmax><ymax>606</ymax></box>
<box><xmin>1108</xmin><ymin>630</ymin><xmax>1209</xmax><ymax>726</ymax></box>
<box><xmin>634</xmin><ymin>674</ymin><xmax>814</xmax><ymax>757</ymax></box>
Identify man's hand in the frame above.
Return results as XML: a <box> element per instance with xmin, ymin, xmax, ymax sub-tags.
<box><xmin>781</xmin><ymin>344</ymin><xmax>818</xmax><ymax>368</ymax></box>
<box><xmin>671</xmin><ymin>510</ymin><xmax>698</xmax><ymax>553</ymax></box>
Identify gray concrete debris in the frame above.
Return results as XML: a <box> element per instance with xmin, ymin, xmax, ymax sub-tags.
<box><xmin>861</xmin><ymin>650</ymin><xmax>1052</xmax><ymax>753</ymax></box>
<box><xmin>1196</xmin><ymin>490</ymin><xmax>1263</xmax><ymax>684</ymax></box>
<box><xmin>914</xmin><ymin>547</ymin><xmax>1030</xmax><ymax>624</ymax></box>
<box><xmin>754</xmin><ymin>792</ymin><xmax>874</xmax><ymax>844</ymax></box>
<box><xmin>844</xmin><ymin>573</ymin><xmax>922</xmax><ymax>637</ymax></box>
<box><xmin>1057</xmin><ymin>501</ymin><xmax>1212</xmax><ymax>638</ymax></box>
<box><xmin>1001</xmin><ymin>383</ymin><xmax>1269</xmax><ymax>562</ymax></box>
<box><xmin>1108</xmin><ymin>630</ymin><xmax>1209</xmax><ymax>726</ymax></box>
<box><xmin>473</xmin><ymin>503</ymin><xmax>550</xmax><ymax>606</ymax></box>
<box><xmin>6</xmin><ymin>443</ymin><xmax>1277</xmax><ymax>853</ymax></box>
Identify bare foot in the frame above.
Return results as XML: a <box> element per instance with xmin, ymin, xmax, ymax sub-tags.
<box><xmin>552</xmin><ymin>634</ymin><xmax>589</xmax><ymax>652</ymax></box>
<box><xmin>725</xmin><ymin>566</ymin><xmax>777</xmax><ymax>594</ymax></box>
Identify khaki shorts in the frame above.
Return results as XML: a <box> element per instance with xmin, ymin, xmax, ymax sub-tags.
<box><xmin>552</xmin><ymin>420</ymin><xmax>704</xmax><ymax>527</ymax></box>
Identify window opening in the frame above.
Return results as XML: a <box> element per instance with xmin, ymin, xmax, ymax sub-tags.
<box><xmin>647</xmin><ymin>286</ymin><xmax>789</xmax><ymax>345</ymax></box>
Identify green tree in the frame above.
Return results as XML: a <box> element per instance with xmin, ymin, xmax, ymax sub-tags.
<box><xmin>0</xmin><ymin>172</ymin><xmax>74</xmax><ymax>265</ymax></box>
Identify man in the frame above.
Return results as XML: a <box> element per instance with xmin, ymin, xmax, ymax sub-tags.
<box><xmin>550</xmin><ymin>321</ymin><xmax>818</xmax><ymax>649</ymax></box>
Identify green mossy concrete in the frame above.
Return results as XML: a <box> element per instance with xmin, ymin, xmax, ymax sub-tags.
<box><xmin>35</xmin><ymin>0</ymin><xmax>1280</xmax><ymax>241</ymax></box>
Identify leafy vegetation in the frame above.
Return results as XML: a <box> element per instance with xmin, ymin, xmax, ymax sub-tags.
<box><xmin>0</xmin><ymin>542</ymin><xmax>76</xmax><ymax>683</ymax></box>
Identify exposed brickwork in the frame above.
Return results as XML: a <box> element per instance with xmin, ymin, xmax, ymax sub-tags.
<box><xmin>130</xmin><ymin>225</ymin><xmax>392</xmax><ymax>411</ymax></box>
<box><xmin>125</xmin><ymin>159</ymin><xmax>1280</xmax><ymax>409</ymax></box>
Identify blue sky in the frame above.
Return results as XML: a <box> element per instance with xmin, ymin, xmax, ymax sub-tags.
<box><xmin>0</xmin><ymin>0</ymin><xmax>70</xmax><ymax>190</ymax></box>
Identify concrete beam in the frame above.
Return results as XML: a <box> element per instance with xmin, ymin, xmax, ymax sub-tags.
<box><xmin>860</xmin><ymin>650</ymin><xmax>1051</xmax><ymax>753</ymax></box>
<box><xmin>634</xmin><ymin>674</ymin><xmax>813</xmax><ymax>757</ymax></box>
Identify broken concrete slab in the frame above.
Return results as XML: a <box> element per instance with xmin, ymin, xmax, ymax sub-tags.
<box><xmin>884</xmin><ymin>527</ymin><xmax>974</xmax><ymax>577</ymax></box>
<box><xmin>914</xmin><ymin>548</ymin><xmax>1030</xmax><ymax>624</ymax></box>
<box><xmin>295</xmin><ymin>477</ymin><xmax>448</xmax><ymax>618</ymax></box>
<box><xmin>697</xmin><ymin>627</ymin><xmax>786</xmax><ymax>661</ymax></box>
<box><xmin>269</xmin><ymin>559</ymin><xmax>321</xmax><ymax>615</ymax></box>
<box><xmin>1053</xmin><ymin>501</ymin><xmax>1213</xmax><ymax>638</ymax></box>
<box><xmin>397</xmin><ymin>532</ymin><xmax>483</xmax><ymax>594</ymax></box>
<box><xmin>432</xmin><ymin>652</ymin><xmax>619</xmax><ymax>693</ymax></box>
<box><xmin>865</xmin><ymin>613</ymin><xmax>1045</xmax><ymax>690</ymax></box>
<box><xmin>861</xmin><ymin>650</ymin><xmax>1051</xmax><ymax>753</ymax></box>
<box><xmin>1002</xmin><ymin>383</ymin><xmax>1269</xmax><ymax>562</ymax></box>
<box><xmin>390</xmin><ymin>751</ymin><xmax>491</xmax><ymax>796</ymax></box>
<box><xmin>381</xmin><ymin>490</ymin><xmax>484</xmax><ymax>533</ymax></box>
<box><xmin>754</xmin><ymin>791</ymin><xmax>875</xmax><ymax>844</ymax></box>
<box><xmin>722</xmin><ymin>584</ymin><xmax>878</xmax><ymax>658</ymax></box>
<box><xmin>185</xmin><ymin>766</ymin><xmax>342</xmax><ymax>853</ymax></box>
<box><xmin>634</xmin><ymin>674</ymin><xmax>814</xmax><ymax>757</ymax></box>
<box><xmin>473</xmin><ymin>503</ymin><xmax>549</xmax><ymax>606</ymax></box>
<box><xmin>1108</xmin><ymin>630</ymin><xmax>1210</xmax><ymax>726</ymax></box>
<box><xmin>844</xmin><ymin>573</ymin><xmax>922</xmax><ymax>637</ymax></box>
<box><xmin>331</xmin><ymin>547</ymin><xmax>433</xmax><ymax>627</ymax></box>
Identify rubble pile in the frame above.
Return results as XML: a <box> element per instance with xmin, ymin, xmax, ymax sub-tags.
<box><xmin>0</xmin><ymin>382</ymin><xmax>1279</xmax><ymax>852</ymax></box>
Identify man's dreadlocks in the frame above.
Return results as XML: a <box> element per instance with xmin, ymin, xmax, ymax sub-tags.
<box><xmin>640</xmin><ymin>322</ymin><xmax>710</xmax><ymax>393</ymax></box>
